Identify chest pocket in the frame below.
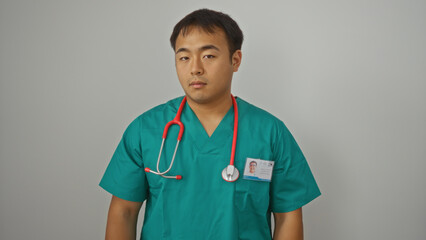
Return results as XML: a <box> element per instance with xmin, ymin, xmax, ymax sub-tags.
<box><xmin>234</xmin><ymin>178</ymin><xmax>272</xmax><ymax>239</ymax></box>
<box><xmin>233</xmin><ymin>150</ymin><xmax>273</xmax><ymax>214</ymax></box>
<box><xmin>235</xmin><ymin>178</ymin><xmax>270</xmax><ymax>213</ymax></box>
<box><xmin>233</xmin><ymin>150</ymin><xmax>274</xmax><ymax>239</ymax></box>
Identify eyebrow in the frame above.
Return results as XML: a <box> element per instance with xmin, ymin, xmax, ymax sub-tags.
<box><xmin>175</xmin><ymin>45</ymin><xmax>220</xmax><ymax>54</ymax></box>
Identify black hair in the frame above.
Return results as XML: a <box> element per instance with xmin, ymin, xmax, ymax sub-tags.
<box><xmin>170</xmin><ymin>8</ymin><xmax>244</xmax><ymax>58</ymax></box>
<box><xmin>250</xmin><ymin>161</ymin><xmax>257</xmax><ymax>166</ymax></box>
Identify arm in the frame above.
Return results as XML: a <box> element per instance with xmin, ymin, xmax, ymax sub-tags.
<box><xmin>105</xmin><ymin>195</ymin><xmax>143</xmax><ymax>240</ymax></box>
<box><xmin>273</xmin><ymin>208</ymin><xmax>303</xmax><ymax>240</ymax></box>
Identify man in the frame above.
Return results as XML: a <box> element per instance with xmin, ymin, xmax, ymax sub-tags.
<box><xmin>249</xmin><ymin>161</ymin><xmax>257</xmax><ymax>174</ymax></box>
<box><xmin>100</xmin><ymin>8</ymin><xmax>321</xmax><ymax>240</ymax></box>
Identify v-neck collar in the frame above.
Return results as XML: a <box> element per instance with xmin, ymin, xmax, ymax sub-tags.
<box><xmin>180</xmin><ymin>97</ymin><xmax>236</xmax><ymax>153</ymax></box>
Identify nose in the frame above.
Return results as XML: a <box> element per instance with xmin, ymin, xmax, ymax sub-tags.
<box><xmin>191</xmin><ymin>57</ymin><xmax>204</xmax><ymax>76</ymax></box>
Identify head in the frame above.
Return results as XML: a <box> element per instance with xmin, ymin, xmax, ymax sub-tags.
<box><xmin>170</xmin><ymin>9</ymin><xmax>244</xmax><ymax>60</ymax></box>
<box><xmin>170</xmin><ymin>9</ymin><xmax>244</xmax><ymax>105</ymax></box>
<box><xmin>249</xmin><ymin>161</ymin><xmax>257</xmax><ymax>173</ymax></box>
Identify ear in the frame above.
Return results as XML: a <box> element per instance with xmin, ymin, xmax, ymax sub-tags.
<box><xmin>231</xmin><ymin>50</ymin><xmax>242</xmax><ymax>72</ymax></box>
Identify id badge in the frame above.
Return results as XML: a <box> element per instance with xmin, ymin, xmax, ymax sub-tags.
<box><xmin>243</xmin><ymin>158</ymin><xmax>275</xmax><ymax>182</ymax></box>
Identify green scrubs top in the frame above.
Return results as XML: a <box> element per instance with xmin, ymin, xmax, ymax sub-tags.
<box><xmin>99</xmin><ymin>96</ymin><xmax>321</xmax><ymax>240</ymax></box>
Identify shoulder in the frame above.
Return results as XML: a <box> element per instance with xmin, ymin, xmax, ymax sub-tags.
<box><xmin>125</xmin><ymin>96</ymin><xmax>184</xmax><ymax>132</ymax></box>
<box><xmin>236</xmin><ymin>96</ymin><xmax>286</xmax><ymax>132</ymax></box>
<box><xmin>141</xmin><ymin>96</ymin><xmax>183</xmax><ymax>118</ymax></box>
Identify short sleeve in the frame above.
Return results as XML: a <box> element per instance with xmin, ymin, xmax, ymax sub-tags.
<box><xmin>270</xmin><ymin>121</ymin><xmax>321</xmax><ymax>212</ymax></box>
<box><xmin>99</xmin><ymin>117</ymin><xmax>148</xmax><ymax>202</ymax></box>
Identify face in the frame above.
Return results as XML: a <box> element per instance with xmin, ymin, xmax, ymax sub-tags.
<box><xmin>174</xmin><ymin>26</ymin><xmax>242</xmax><ymax>105</ymax></box>
<box><xmin>249</xmin><ymin>162</ymin><xmax>257</xmax><ymax>173</ymax></box>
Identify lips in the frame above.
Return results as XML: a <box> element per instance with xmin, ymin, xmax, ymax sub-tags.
<box><xmin>190</xmin><ymin>81</ymin><xmax>206</xmax><ymax>85</ymax></box>
<box><xmin>189</xmin><ymin>81</ymin><xmax>207</xmax><ymax>88</ymax></box>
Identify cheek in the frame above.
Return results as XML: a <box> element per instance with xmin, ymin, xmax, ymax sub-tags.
<box><xmin>208</xmin><ymin>63</ymin><xmax>232</xmax><ymax>79</ymax></box>
<box><xmin>214</xmin><ymin>59</ymin><xmax>232</xmax><ymax>70</ymax></box>
<box><xmin>176</xmin><ymin>66</ymin><xmax>188</xmax><ymax>79</ymax></box>
<box><xmin>175</xmin><ymin>72</ymin><xmax>186</xmax><ymax>87</ymax></box>
<box><xmin>176</xmin><ymin>64</ymin><xmax>185</xmax><ymax>74</ymax></box>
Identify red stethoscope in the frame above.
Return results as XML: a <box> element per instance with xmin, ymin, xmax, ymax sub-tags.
<box><xmin>145</xmin><ymin>95</ymin><xmax>239</xmax><ymax>182</ymax></box>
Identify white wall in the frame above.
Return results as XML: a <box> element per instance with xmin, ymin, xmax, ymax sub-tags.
<box><xmin>1</xmin><ymin>0</ymin><xmax>425</xmax><ymax>239</ymax></box>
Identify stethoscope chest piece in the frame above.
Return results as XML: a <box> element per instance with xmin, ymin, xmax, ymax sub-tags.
<box><xmin>222</xmin><ymin>164</ymin><xmax>239</xmax><ymax>182</ymax></box>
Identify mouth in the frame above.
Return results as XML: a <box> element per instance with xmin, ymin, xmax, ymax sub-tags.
<box><xmin>189</xmin><ymin>81</ymin><xmax>207</xmax><ymax>89</ymax></box>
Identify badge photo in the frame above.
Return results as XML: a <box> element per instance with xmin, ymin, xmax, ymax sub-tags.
<box><xmin>243</xmin><ymin>158</ymin><xmax>275</xmax><ymax>182</ymax></box>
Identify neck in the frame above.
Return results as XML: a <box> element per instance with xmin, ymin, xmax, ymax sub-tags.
<box><xmin>186</xmin><ymin>93</ymin><xmax>233</xmax><ymax>119</ymax></box>
<box><xmin>185</xmin><ymin>93</ymin><xmax>233</xmax><ymax>137</ymax></box>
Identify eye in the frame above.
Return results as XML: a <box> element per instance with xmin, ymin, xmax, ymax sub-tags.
<box><xmin>179</xmin><ymin>56</ymin><xmax>189</xmax><ymax>61</ymax></box>
<box><xmin>203</xmin><ymin>55</ymin><xmax>215</xmax><ymax>59</ymax></box>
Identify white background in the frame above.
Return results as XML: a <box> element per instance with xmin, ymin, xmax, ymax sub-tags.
<box><xmin>1</xmin><ymin>0</ymin><xmax>425</xmax><ymax>239</ymax></box>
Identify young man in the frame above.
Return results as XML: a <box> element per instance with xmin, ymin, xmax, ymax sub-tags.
<box><xmin>100</xmin><ymin>9</ymin><xmax>321</xmax><ymax>240</ymax></box>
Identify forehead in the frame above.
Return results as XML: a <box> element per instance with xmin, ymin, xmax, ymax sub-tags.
<box><xmin>175</xmin><ymin>26</ymin><xmax>229</xmax><ymax>51</ymax></box>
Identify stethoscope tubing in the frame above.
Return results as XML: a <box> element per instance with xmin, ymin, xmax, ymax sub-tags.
<box><xmin>145</xmin><ymin>95</ymin><xmax>239</xmax><ymax>181</ymax></box>
<box><xmin>154</xmin><ymin>139</ymin><xmax>180</xmax><ymax>176</ymax></box>
<box><xmin>229</xmin><ymin>95</ymin><xmax>238</xmax><ymax>166</ymax></box>
<box><xmin>145</xmin><ymin>97</ymin><xmax>187</xmax><ymax>179</ymax></box>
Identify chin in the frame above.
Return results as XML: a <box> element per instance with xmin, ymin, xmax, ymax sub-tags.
<box><xmin>185</xmin><ymin>92</ymin><xmax>210</xmax><ymax>103</ymax></box>
<box><xmin>189</xmin><ymin>96</ymin><xmax>210</xmax><ymax>104</ymax></box>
